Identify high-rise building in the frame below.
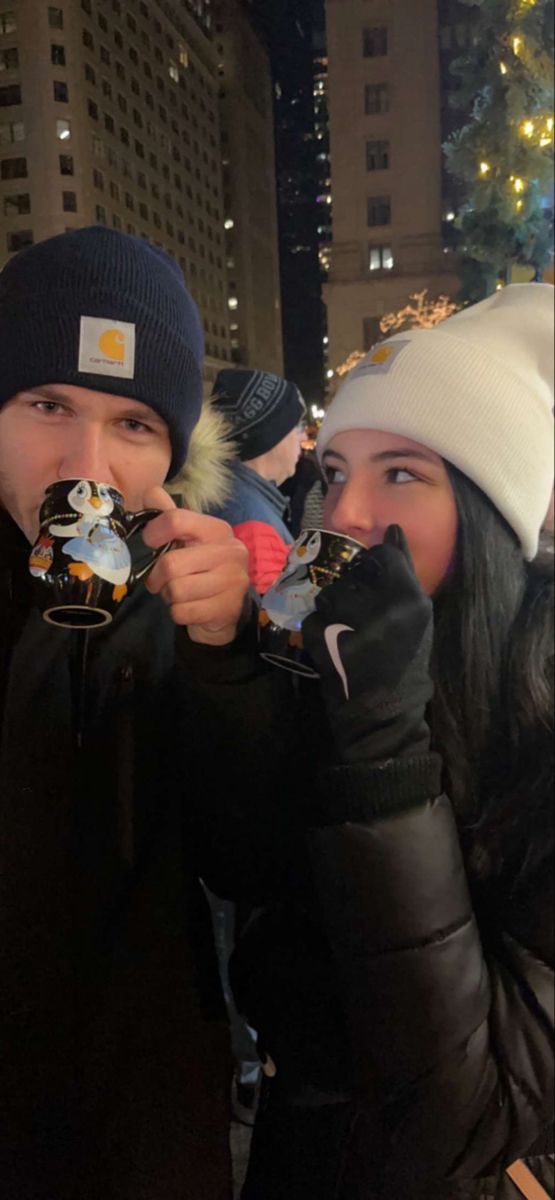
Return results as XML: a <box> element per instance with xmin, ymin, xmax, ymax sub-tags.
<box><xmin>324</xmin><ymin>0</ymin><xmax>459</xmax><ymax>370</ymax></box>
<box><xmin>0</xmin><ymin>0</ymin><xmax>233</xmax><ymax>377</ymax></box>
<box><xmin>313</xmin><ymin>21</ymin><xmax>331</xmax><ymax>388</ymax></box>
<box><xmin>213</xmin><ymin>0</ymin><xmax>283</xmax><ymax>374</ymax></box>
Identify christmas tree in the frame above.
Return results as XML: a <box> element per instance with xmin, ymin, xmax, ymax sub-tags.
<box><xmin>444</xmin><ymin>0</ymin><xmax>554</xmax><ymax>302</ymax></box>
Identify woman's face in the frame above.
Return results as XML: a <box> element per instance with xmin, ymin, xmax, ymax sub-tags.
<box><xmin>321</xmin><ymin>429</ymin><xmax>458</xmax><ymax>595</ymax></box>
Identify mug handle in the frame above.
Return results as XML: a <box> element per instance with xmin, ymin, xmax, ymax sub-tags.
<box><xmin>122</xmin><ymin>508</ymin><xmax>172</xmax><ymax>585</ymax></box>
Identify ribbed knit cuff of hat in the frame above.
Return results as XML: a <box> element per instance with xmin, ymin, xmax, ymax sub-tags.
<box><xmin>304</xmin><ymin>753</ymin><xmax>444</xmax><ymax>827</ymax></box>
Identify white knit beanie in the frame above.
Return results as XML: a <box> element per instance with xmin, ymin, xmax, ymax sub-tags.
<box><xmin>318</xmin><ymin>284</ymin><xmax>554</xmax><ymax>560</ymax></box>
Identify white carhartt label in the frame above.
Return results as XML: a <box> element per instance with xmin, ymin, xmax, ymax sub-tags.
<box><xmin>350</xmin><ymin>339</ymin><xmax>410</xmax><ymax>380</ymax></box>
<box><xmin>78</xmin><ymin>316</ymin><xmax>136</xmax><ymax>379</ymax></box>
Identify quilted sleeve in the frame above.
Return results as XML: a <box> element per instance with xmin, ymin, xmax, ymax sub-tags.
<box><xmin>232</xmin><ymin>520</ymin><xmax>291</xmax><ymax>595</ymax></box>
<box><xmin>306</xmin><ymin>759</ymin><xmax>554</xmax><ymax>1195</ymax></box>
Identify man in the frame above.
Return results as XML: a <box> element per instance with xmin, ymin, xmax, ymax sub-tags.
<box><xmin>210</xmin><ymin>368</ymin><xmax>306</xmax><ymax>593</ymax></box>
<box><xmin>0</xmin><ymin>227</ymin><xmax>295</xmax><ymax>1200</ymax></box>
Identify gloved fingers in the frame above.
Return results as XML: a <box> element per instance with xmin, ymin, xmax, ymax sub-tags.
<box><xmin>383</xmin><ymin>523</ymin><xmax>416</xmax><ymax>567</ymax></box>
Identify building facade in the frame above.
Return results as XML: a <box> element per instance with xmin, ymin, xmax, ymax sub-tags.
<box><xmin>324</xmin><ymin>0</ymin><xmax>459</xmax><ymax>370</ymax></box>
<box><xmin>313</xmin><ymin>21</ymin><xmax>331</xmax><ymax>390</ymax></box>
<box><xmin>213</xmin><ymin>0</ymin><xmax>283</xmax><ymax>374</ymax></box>
<box><xmin>0</xmin><ymin>0</ymin><xmax>283</xmax><ymax>385</ymax></box>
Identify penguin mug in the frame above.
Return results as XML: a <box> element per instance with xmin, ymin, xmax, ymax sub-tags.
<box><xmin>29</xmin><ymin>478</ymin><xmax>171</xmax><ymax>629</ymax></box>
<box><xmin>258</xmin><ymin>528</ymin><xmax>364</xmax><ymax>676</ymax></box>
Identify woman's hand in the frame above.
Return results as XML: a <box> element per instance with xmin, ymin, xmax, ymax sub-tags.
<box><xmin>302</xmin><ymin>525</ymin><xmax>434</xmax><ymax>762</ymax></box>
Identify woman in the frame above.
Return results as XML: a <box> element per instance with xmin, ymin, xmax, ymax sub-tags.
<box><xmin>233</xmin><ymin>283</ymin><xmax>554</xmax><ymax>1199</ymax></box>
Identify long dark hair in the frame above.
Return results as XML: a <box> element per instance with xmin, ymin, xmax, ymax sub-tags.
<box><xmin>431</xmin><ymin>465</ymin><xmax>554</xmax><ymax>883</ymax></box>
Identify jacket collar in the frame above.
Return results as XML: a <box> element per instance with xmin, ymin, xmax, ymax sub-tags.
<box><xmin>231</xmin><ymin>461</ymin><xmax>289</xmax><ymax>521</ymax></box>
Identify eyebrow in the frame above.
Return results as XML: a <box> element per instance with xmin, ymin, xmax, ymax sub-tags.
<box><xmin>29</xmin><ymin>386</ymin><xmax>167</xmax><ymax>429</ymax></box>
<box><xmin>322</xmin><ymin>447</ymin><xmax>440</xmax><ymax>467</ymax></box>
<box><xmin>30</xmin><ymin>385</ymin><xmax>71</xmax><ymax>403</ymax></box>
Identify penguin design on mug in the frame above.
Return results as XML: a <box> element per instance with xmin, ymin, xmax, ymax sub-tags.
<box><xmin>49</xmin><ymin>480</ymin><xmax>131</xmax><ymax>603</ymax></box>
<box><xmin>262</xmin><ymin>530</ymin><xmax>323</xmax><ymax>632</ymax></box>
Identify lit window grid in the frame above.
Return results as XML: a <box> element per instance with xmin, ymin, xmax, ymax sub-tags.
<box><xmin>0</xmin><ymin>0</ymin><xmax>230</xmax><ymax>360</ymax></box>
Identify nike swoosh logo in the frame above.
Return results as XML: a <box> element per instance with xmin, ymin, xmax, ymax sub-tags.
<box><xmin>323</xmin><ymin>624</ymin><xmax>354</xmax><ymax>700</ymax></box>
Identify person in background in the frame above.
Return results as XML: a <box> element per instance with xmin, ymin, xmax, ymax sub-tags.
<box><xmin>299</xmin><ymin>471</ymin><xmax>325</xmax><ymax>534</ymax></box>
<box><xmin>205</xmin><ymin>368</ymin><xmax>305</xmax><ymax>1120</ymax></box>
<box><xmin>280</xmin><ymin>444</ymin><xmax>322</xmax><ymax>539</ymax></box>
<box><xmin>233</xmin><ymin>283</ymin><xmax>554</xmax><ymax>1200</ymax></box>
<box><xmin>210</xmin><ymin>368</ymin><xmax>306</xmax><ymax>594</ymax></box>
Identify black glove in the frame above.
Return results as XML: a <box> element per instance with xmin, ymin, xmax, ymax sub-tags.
<box><xmin>302</xmin><ymin>525</ymin><xmax>434</xmax><ymax>764</ymax></box>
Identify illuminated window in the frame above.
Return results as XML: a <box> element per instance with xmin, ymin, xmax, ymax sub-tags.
<box><xmin>0</xmin><ymin>119</ymin><xmax>23</xmax><ymax>143</ymax></box>
<box><xmin>368</xmin><ymin>244</ymin><xmax>393</xmax><ymax>271</ymax></box>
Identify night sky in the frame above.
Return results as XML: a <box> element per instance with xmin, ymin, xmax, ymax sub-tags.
<box><xmin>244</xmin><ymin>0</ymin><xmax>327</xmax><ymax>402</ymax></box>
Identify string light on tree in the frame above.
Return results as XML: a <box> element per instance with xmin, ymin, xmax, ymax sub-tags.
<box><xmin>444</xmin><ymin>0</ymin><xmax>554</xmax><ymax>302</ymax></box>
<box><xmin>380</xmin><ymin>290</ymin><xmax>460</xmax><ymax>335</ymax></box>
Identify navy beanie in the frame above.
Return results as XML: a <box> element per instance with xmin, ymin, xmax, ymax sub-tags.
<box><xmin>212</xmin><ymin>368</ymin><xmax>306</xmax><ymax>461</ymax></box>
<box><xmin>0</xmin><ymin>226</ymin><xmax>204</xmax><ymax>478</ymax></box>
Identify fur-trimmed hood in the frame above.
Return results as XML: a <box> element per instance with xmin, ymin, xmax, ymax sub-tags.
<box><xmin>167</xmin><ymin>401</ymin><xmax>235</xmax><ymax>513</ymax></box>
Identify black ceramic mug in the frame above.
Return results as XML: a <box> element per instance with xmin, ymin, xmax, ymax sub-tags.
<box><xmin>29</xmin><ymin>478</ymin><xmax>170</xmax><ymax>629</ymax></box>
<box><xmin>258</xmin><ymin>528</ymin><xmax>364</xmax><ymax>676</ymax></box>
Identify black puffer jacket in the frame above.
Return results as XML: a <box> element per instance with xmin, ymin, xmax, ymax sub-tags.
<box><xmin>232</xmin><ymin>700</ymin><xmax>554</xmax><ymax>1199</ymax></box>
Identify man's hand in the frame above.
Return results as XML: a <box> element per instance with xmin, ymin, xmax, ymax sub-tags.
<box><xmin>142</xmin><ymin>486</ymin><xmax>250</xmax><ymax>645</ymax></box>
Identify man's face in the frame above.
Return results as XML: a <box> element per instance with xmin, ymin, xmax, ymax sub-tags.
<box><xmin>0</xmin><ymin>384</ymin><xmax>172</xmax><ymax>543</ymax></box>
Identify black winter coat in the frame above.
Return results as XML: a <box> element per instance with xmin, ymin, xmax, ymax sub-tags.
<box><xmin>0</xmin><ymin>514</ymin><xmax>299</xmax><ymax>1200</ymax></box>
<box><xmin>232</xmin><ymin>700</ymin><xmax>554</xmax><ymax>1199</ymax></box>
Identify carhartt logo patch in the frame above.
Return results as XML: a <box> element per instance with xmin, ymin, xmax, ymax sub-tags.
<box><xmin>78</xmin><ymin>316</ymin><xmax>135</xmax><ymax>378</ymax></box>
<box><xmin>351</xmin><ymin>339</ymin><xmax>410</xmax><ymax>380</ymax></box>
